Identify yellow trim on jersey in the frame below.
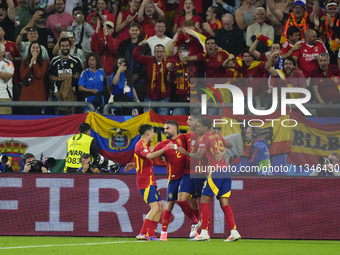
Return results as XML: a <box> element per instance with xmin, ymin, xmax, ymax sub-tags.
<box><xmin>167</xmin><ymin>163</ymin><xmax>172</xmax><ymax>186</ymax></box>
<box><xmin>140</xmin><ymin>157</ymin><xmax>144</xmax><ymax>175</ymax></box>
<box><xmin>144</xmin><ymin>185</ymin><xmax>150</xmax><ymax>204</ymax></box>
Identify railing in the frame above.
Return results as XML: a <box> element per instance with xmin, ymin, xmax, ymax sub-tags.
<box><xmin>1</xmin><ymin>101</ymin><xmax>340</xmax><ymax>115</ymax></box>
<box><xmin>0</xmin><ymin>101</ymin><xmax>96</xmax><ymax>112</ymax></box>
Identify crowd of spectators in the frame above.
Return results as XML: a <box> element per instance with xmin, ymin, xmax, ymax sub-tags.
<box><xmin>0</xmin><ymin>0</ymin><xmax>339</xmax><ymax>116</ymax></box>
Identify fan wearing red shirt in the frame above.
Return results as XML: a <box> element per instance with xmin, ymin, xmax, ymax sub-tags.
<box><xmin>115</xmin><ymin>0</ymin><xmax>140</xmax><ymax>41</ymax></box>
<box><xmin>172</xmin><ymin>0</ymin><xmax>203</xmax><ymax>34</ymax></box>
<box><xmin>280</xmin><ymin>25</ymin><xmax>301</xmax><ymax>59</ymax></box>
<box><xmin>184</xmin><ymin>36</ymin><xmax>231</xmax><ymax>78</ymax></box>
<box><xmin>124</xmin><ymin>124</ymin><xmax>175</xmax><ymax>241</ymax></box>
<box><xmin>292</xmin><ymin>29</ymin><xmax>328</xmax><ymax>78</ymax></box>
<box><xmin>138</xmin><ymin>0</ymin><xmax>165</xmax><ymax>39</ymax></box>
<box><xmin>223</xmin><ymin>48</ymin><xmax>267</xmax><ymax>98</ymax></box>
<box><xmin>154</xmin><ymin>120</ymin><xmax>187</xmax><ymax>241</ymax></box>
<box><xmin>311</xmin><ymin>52</ymin><xmax>340</xmax><ymax>116</ymax></box>
<box><xmin>178</xmin><ymin>117</ymin><xmax>240</xmax><ymax>242</ymax></box>
<box><xmin>201</xmin><ymin>6</ymin><xmax>222</xmax><ymax>37</ymax></box>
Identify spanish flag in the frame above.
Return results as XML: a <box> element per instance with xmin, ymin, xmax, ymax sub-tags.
<box><xmin>256</xmin><ymin>34</ymin><xmax>273</xmax><ymax>47</ymax></box>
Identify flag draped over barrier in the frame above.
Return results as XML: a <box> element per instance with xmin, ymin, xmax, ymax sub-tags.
<box><xmin>287</xmin><ymin>111</ymin><xmax>340</xmax><ymax>166</ymax></box>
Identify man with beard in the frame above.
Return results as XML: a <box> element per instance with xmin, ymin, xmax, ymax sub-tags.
<box><xmin>154</xmin><ymin>120</ymin><xmax>187</xmax><ymax>241</ymax></box>
<box><xmin>14</xmin><ymin>0</ymin><xmax>35</xmax><ymax>39</ymax></box>
<box><xmin>244</xmin><ymin>126</ymin><xmax>272</xmax><ymax>175</ymax></box>
<box><xmin>292</xmin><ymin>29</ymin><xmax>328</xmax><ymax>79</ymax></box>
<box><xmin>280</xmin><ymin>25</ymin><xmax>301</xmax><ymax>59</ymax></box>
<box><xmin>265</xmin><ymin>55</ymin><xmax>307</xmax><ymax>101</ymax></box>
<box><xmin>317</xmin><ymin>0</ymin><xmax>340</xmax><ymax>65</ymax></box>
<box><xmin>267</xmin><ymin>0</ymin><xmax>319</xmax><ymax>43</ymax></box>
<box><xmin>49</xmin><ymin>38</ymin><xmax>83</xmax><ymax>107</ymax></box>
<box><xmin>0</xmin><ymin>0</ymin><xmax>15</xmax><ymax>42</ymax></box>
<box><xmin>133</xmin><ymin>41</ymin><xmax>172</xmax><ymax>115</ymax></box>
<box><xmin>46</xmin><ymin>0</ymin><xmax>74</xmax><ymax>40</ymax></box>
<box><xmin>311</xmin><ymin>52</ymin><xmax>340</xmax><ymax>116</ymax></box>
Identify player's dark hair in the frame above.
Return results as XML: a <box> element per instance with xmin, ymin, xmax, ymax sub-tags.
<box><xmin>287</xmin><ymin>26</ymin><xmax>300</xmax><ymax>39</ymax></box>
<box><xmin>79</xmin><ymin>123</ymin><xmax>91</xmax><ymax>133</ymax></box>
<box><xmin>165</xmin><ymin>120</ymin><xmax>179</xmax><ymax>134</ymax></box>
<box><xmin>139</xmin><ymin>124</ymin><xmax>153</xmax><ymax>136</ymax></box>
<box><xmin>284</xmin><ymin>56</ymin><xmax>296</xmax><ymax>66</ymax></box>
<box><xmin>23</xmin><ymin>153</ymin><xmax>35</xmax><ymax>164</ymax></box>
<box><xmin>199</xmin><ymin>117</ymin><xmax>212</xmax><ymax>130</ymax></box>
<box><xmin>80</xmin><ymin>153</ymin><xmax>91</xmax><ymax>160</ymax></box>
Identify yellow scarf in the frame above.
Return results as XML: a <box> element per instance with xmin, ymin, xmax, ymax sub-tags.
<box><xmin>151</xmin><ymin>60</ymin><xmax>167</xmax><ymax>94</ymax></box>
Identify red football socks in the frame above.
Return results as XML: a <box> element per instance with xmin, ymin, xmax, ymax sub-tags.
<box><xmin>200</xmin><ymin>203</ymin><xmax>211</xmax><ymax>230</ymax></box>
<box><xmin>177</xmin><ymin>201</ymin><xmax>198</xmax><ymax>224</ymax></box>
<box><xmin>222</xmin><ymin>205</ymin><xmax>236</xmax><ymax>230</ymax></box>
<box><xmin>148</xmin><ymin>220</ymin><xmax>158</xmax><ymax>237</ymax></box>
<box><xmin>140</xmin><ymin>218</ymin><xmax>152</xmax><ymax>235</ymax></box>
<box><xmin>161</xmin><ymin>209</ymin><xmax>172</xmax><ymax>232</ymax></box>
<box><xmin>193</xmin><ymin>209</ymin><xmax>200</xmax><ymax>221</ymax></box>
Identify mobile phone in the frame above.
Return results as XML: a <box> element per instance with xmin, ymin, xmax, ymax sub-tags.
<box><xmin>64</xmin><ymin>32</ymin><xmax>73</xmax><ymax>37</ymax></box>
<box><xmin>76</xmin><ymin>12</ymin><xmax>82</xmax><ymax>17</ymax></box>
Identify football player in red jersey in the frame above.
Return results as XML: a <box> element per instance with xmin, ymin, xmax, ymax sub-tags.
<box><xmin>125</xmin><ymin>124</ymin><xmax>174</xmax><ymax>241</ymax></box>
<box><xmin>154</xmin><ymin>120</ymin><xmax>187</xmax><ymax>241</ymax></box>
<box><xmin>178</xmin><ymin>117</ymin><xmax>241</xmax><ymax>242</ymax></box>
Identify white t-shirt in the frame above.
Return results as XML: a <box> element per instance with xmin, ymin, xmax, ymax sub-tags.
<box><xmin>0</xmin><ymin>59</ymin><xmax>14</xmax><ymax>98</ymax></box>
<box><xmin>146</xmin><ymin>35</ymin><xmax>172</xmax><ymax>56</ymax></box>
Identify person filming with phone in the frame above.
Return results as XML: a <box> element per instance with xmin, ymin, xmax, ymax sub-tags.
<box><xmin>109</xmin><ymin>56</ymin><xmax>139</xmax><ymax>115</ymax></box>
<box><xmin>68</xmin><ymin>7</ymin><xmax>94</xmax><ymax>57</ymax></box>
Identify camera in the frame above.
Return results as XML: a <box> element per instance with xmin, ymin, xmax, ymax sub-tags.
<box><xmin>318</xmin><ymin>157</ymin><xmax>331</xmax><ymax>166</ymax></box>
<box><xmin>89</xmin><ymin>155</ymin><xmax>121</xmax><ymax>173</ymax></box>
<box><xmin>0</xmin><ymin>155</ymin><xmax>8</xmax><ymax>164</ymax></box>
<box><xmin>29</xmin><ymin>157</ymin><xmax>56</xmax><ymax>173</ymax></box>
<box><xmin>76</xmin><ymin>12</ymin><xmax>82</xmax><ymax>17</ymax></box>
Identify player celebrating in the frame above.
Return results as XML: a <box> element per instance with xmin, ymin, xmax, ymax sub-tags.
<box><xmin>154</xmin><ymin>120</ymin><xmax>187</xmax><ymax>241</ymax></box>
<box><xmin>125</xmin><ymin>124</ymin><xmax>175</xmax><ymax>241</ymax></box>
<box><xmin>178</xmin><ymin>117</ymin><xmax>241</xmax><ymax>242</ymax></box>
<box><xmin>177</xmin><ymin>114</ymin><xmax>206</xmax><ymax>238</ymax></box>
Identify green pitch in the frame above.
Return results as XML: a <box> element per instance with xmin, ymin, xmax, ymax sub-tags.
<box><xmin>0</xmin><ymin>236</ymin><xmax>339</xmax><ymax>255</ymax></box>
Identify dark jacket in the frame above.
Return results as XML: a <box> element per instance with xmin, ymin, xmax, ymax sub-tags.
<box><xmin>215</xmin><ymin>26</ymin><xmax>245</xmax><ymax>57</ymax></box>
<box><xmin>117</xmin><ymin>37</ymin><xmax>151</xmax><ymax>80</ymax></box>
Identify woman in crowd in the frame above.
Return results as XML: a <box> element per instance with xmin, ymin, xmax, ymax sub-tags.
<box><xmin>199</xmin><ymin>6</ymin><xmax>222</xmax><ymax>37</ymax></box>
<box><xmin>172</xmin><ymin>0</ymin><xmax>203</xmax><ymax>34</ymax></box>
<box><xmin>78</xmin><ymin>53</ymin><xmax>106</xmax><ymax>112</ymax></box>
<box><xmin>138</xmin><ymin>0</ymin><xmax>164</xmax><ymax>39</ymax></box>
<box><xmin>109</xmin><ymin>56</ymin><xmax>139</xmax><ymax>115</ymax></box>
<box><xmin>115</xmin><ymin>0</ymin><xmax>141</xmax><ymax>41</ymax></box>
<box><xmin>87</xmin><ymin>0</ymin><xmax>116</xmax><ymax>37</ymax></box>
<box><xmin>20</xmin><ymin>41</ymin><xmax>48</xmax><ymax>115</ymax></box>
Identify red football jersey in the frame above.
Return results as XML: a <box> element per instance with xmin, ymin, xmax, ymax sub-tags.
<box><xmin>199</xmin><ymin>131</ymin><xmax>228</xmax><ymax>172</ymax></box>
<box><xmin>155</xmin><ymin>136</ymin><xmax>187</xmax><ymax>180</ymax></box>
<box><xmin>281</xmin><ymin>41</ymin><xmax>293</xmax><ymax>56</ymax></box>
<box><xmin>134</xmin><ymin>139</ymin><xmax>157</xmax><ymax>190</ymax></box>
<box><xmin>196</xmin><ymin>50</ymin><xmax>229</xmax><ymax>78</ymax></box>
<box><xmin>292</xmin><ymin>40</ymin><xmax>328</xmax><ymax>78</ymax></box>
<box><xmin>182</xmin><ymin>132</ymin><xmax>201</xmax><ymax>174</ymax></box>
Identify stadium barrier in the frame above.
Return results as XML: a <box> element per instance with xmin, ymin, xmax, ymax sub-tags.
<box><xmin>0</xmin><ymin>173</ymin><xmax>339</xmax><ymax>239</ymax></box>
<box><xmin>0</xmin><ymin>101</ymin><xmax>96</xmax><ymax>112</ymax></box>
